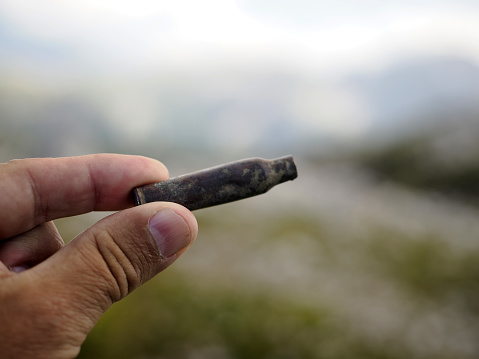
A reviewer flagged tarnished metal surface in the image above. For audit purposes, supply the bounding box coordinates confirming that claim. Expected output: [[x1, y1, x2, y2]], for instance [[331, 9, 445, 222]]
[[132, 156, 298, 210]]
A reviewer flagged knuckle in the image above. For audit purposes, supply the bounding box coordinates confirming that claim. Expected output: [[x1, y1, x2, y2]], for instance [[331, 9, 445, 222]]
[[89, 225, 159, 302]]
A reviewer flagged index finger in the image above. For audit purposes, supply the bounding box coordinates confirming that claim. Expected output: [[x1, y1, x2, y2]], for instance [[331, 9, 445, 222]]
[[0, 154, 169, 239]]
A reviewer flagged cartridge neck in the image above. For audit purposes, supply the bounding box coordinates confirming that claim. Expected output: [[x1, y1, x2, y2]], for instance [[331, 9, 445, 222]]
[[267, 155, 298, 184]]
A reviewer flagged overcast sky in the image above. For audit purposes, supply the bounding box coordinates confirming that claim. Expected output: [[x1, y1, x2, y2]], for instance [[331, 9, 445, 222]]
[[2, 0, 479, 76], [2, 1, 479, 144]]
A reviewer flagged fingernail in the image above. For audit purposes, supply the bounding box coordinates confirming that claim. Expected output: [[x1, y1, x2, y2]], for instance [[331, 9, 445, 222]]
[[148, 208, 192, 259]]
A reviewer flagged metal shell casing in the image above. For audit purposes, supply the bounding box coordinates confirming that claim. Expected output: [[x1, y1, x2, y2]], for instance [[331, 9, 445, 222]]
[[132, 156, 297, 210]]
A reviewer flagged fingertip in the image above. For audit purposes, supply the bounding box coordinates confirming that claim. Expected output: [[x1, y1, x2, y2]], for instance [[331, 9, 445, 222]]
[[144, 202, 198, 254], [163, 203, 199, 243], [84, 154, 170, 211], [133, 155, 170, 181]]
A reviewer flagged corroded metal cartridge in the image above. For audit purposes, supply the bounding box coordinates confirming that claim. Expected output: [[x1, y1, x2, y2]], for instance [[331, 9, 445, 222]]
[[132, 156, 297, 210]]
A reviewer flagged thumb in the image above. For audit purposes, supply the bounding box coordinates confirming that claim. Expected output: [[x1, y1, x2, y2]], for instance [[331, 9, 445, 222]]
[[29, 202, 197, 342]]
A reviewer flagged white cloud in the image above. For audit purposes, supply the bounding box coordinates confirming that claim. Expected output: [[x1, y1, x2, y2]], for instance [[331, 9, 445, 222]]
[[2, 0, 479, 73], [2, 0, 479, 139]]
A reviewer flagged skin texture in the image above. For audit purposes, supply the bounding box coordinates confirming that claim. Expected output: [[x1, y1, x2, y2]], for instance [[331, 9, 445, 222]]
[[0, 154, 198, 358]]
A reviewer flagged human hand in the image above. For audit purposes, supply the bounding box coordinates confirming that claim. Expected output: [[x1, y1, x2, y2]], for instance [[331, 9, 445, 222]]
[[0, 154, 198, 358]]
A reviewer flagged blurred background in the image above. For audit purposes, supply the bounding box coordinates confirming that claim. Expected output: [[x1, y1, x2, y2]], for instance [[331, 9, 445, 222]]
[[2, 0, 479, 358]]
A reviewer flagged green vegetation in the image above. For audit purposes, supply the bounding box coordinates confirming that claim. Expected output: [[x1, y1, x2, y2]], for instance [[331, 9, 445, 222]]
[[78, 261, 405, 359], [360, 131, 479, 203], [364, 229, 479, 314], [71, 208, 479, 359], [80, 272, 329, 359]]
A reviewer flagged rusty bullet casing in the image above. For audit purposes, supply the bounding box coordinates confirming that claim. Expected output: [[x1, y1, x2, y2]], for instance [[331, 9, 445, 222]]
[[132, 156, 298, 210]]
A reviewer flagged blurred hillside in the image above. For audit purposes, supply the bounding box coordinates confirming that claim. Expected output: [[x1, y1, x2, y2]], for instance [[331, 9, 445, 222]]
[[357, 121, 479, 205]]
